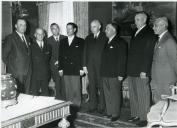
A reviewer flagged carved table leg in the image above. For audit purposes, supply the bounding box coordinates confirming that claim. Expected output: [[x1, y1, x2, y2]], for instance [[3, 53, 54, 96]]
[[58, 117, 70, 128]]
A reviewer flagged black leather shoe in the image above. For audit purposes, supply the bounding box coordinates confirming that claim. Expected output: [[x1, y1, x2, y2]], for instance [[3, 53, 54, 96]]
[[136, 120, 147, 127], [128, 116, 139, 122], [111, 116, 119, 122]]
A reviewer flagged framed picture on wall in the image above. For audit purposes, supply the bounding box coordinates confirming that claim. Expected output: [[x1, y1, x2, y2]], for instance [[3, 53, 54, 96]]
[[112, 2, 177, 37]]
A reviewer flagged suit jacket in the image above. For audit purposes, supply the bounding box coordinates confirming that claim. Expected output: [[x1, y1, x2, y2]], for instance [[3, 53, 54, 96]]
[[47, 35, 67, 72], [83, 32, 108, 67], [59, 36, 84, 75], [100, 35, 128, 77], [31, 40, 52, 80], [100, 36, 128, 77], [127, 25, 157, 77], [2, 31, 31, 78], [151, 31, 177, 85]]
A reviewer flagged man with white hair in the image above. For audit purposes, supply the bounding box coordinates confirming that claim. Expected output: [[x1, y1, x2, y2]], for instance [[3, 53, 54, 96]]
[[83, 19, 107, 113], [30, 28, 52, 96], [127, 12, 157, 126], [151, 17, 177, 103]]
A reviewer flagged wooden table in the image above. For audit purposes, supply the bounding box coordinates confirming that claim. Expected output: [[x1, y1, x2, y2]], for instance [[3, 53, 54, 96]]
[[1, 94, 72, 128]]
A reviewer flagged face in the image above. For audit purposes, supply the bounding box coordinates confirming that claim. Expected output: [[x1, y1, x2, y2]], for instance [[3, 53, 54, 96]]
[[66, 25, 75, 36], [35, 29, 45, 41], [90, 22, 101, 35], [135, 14, 146, 29], [51, 25, 60, 36], [153, 21, 165, 35], [105, 24, 116, 38], [15, 19, 26, 34]]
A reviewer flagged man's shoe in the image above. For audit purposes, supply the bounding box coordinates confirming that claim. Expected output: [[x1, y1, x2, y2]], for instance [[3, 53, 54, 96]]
[[111, 116, 119, 122], [103, 114, 112, 118], [136, 120, 147, 127], [128, 116, 139, 122]]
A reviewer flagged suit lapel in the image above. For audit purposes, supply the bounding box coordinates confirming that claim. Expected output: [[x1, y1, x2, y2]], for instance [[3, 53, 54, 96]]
[[14, 32, 29, 54]]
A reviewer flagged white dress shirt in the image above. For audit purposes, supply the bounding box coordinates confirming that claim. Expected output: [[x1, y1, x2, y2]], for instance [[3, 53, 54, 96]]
[[68, 35, 75, 46], [134, 25, 146, 37], [16, 31, 28, 46], [94, 31, 100, 38], [108, 34, 116, 44], [53, 35, 60, 42], [36, 40, 44, 49], [159, 30, 168, 41]]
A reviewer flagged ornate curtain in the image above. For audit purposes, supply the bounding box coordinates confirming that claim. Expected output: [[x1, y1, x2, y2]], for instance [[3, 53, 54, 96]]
[[37, 2, 50, 33], [73, 2, 89, 39]]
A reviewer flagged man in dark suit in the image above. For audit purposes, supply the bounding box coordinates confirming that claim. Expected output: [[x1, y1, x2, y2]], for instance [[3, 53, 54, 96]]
[[127, 12, 157, 126], [47, 23, 67, 99], [30, 28, 52, 96], [58, 22, 84, 107], [2, 18, 32, 94], [151, 17, 177, 103], [83, 20, 108, 113], [101, 23, 128, 122]]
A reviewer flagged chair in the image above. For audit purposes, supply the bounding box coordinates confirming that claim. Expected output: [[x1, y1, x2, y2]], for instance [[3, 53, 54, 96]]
[[147, 84, 177, 128]]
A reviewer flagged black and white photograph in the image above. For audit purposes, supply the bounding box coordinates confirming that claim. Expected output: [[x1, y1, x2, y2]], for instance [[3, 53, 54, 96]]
[[1, 0, 177, 128]]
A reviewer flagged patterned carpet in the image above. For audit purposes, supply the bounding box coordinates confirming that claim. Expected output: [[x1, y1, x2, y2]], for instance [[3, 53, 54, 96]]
[[75, 112, 136, 128]]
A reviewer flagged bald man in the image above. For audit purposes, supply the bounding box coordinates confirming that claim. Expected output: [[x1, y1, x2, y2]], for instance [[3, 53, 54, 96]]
[[151, 17, 177, 103], [2, 18, 32, 94], [30, 28, 52, 96], [83, 20, 108, 113], [127, 12, 157, 126]]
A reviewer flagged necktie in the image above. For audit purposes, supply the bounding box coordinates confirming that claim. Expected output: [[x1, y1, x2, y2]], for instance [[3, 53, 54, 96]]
[[22, 35, 28, 47], [56, 37, 59, 42], [94, 36, 97, 42]]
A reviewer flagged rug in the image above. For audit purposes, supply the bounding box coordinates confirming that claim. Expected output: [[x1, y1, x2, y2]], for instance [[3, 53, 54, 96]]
[[75, 112, 136, 128]]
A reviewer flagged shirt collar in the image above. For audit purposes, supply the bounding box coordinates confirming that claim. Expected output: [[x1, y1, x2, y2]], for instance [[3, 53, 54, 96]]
[[94, 31, 100, 38], [108, 34, 116, 43], [159, 30, 168, 40], [16, 31, 24, 38], [53, 35, 60, 40], [36, 40, 44, 47], [137, 24, 146, 32]]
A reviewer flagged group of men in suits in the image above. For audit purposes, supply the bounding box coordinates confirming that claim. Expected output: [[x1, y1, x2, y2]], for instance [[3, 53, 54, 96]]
[[2, 11, 177, 127]]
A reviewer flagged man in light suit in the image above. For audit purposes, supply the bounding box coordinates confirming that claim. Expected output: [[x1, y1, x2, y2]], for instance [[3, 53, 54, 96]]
[[151, 17, 177, 103], [2, 18, 32, 94], [127, 12, 157, 126], [47, 23, 67, 99]]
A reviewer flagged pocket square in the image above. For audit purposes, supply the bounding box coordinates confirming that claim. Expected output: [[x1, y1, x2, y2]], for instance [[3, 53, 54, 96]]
[[75, 46, 79, 48], [158, 46, 162, 49], [110, 46, 114, 49]]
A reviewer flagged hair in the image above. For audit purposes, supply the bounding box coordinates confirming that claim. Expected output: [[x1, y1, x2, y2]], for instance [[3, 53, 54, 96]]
[[108, 22, 120, 34], [135, 11, 148, 22], [50, 23, 59, 29], [15, 18, 26, 24], [34, 28, 45, 36], [91, 19, 103, 31], [67, 22, 78, 34], [155, 17, 169, 29]]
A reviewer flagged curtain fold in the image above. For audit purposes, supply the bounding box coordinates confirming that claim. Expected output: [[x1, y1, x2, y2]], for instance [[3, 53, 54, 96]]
[[38, 2, 50, 34], [73, 2, 89, 39]]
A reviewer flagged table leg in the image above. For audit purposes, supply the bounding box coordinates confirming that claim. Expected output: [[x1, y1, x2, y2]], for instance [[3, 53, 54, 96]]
[[58, 117, 70, 128]]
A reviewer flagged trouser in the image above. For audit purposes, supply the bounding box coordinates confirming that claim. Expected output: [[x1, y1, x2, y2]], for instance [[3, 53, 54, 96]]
[[150, 82, 172, 103], [63, 75, 81, 107], [53, 70, 65, 100], [15, 69, 31, 94], [30, 79, 50, 96], [102, 77, 121, 117], [128, 76, 151, 120], [87, 63, 105, 111]]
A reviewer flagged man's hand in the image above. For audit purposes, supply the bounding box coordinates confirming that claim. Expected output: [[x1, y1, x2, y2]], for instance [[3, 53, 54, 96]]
[[83, 67, 88, 74], [80, 70, 85, 76], [140, 72, 146, 79], [118, 76, 123, 81], [54, 61, 58, 66], [59, 70, 63, 76]]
